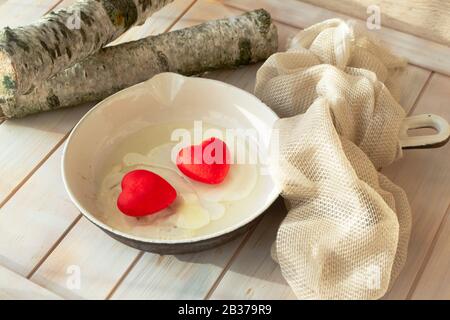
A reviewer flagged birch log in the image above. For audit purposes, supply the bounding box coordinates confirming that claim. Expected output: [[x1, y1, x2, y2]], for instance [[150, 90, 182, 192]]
[[0, 9, 278, 119], [0, 0, 174, 96]]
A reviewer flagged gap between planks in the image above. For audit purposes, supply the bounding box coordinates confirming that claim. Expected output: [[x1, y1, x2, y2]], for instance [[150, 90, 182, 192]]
[[29, 4, 437, 299], [0, 0, 197, 211], [0, 132, 69, 210], [46, 0, 65, 13], [164, 0, 197, 33], [1, 0, 442, 299], [0, 264, 63, 299], [390, 71, 444, 299], [0, 0, 198, 297], [106, 222, 258, 300], [222, 0, 435, 76], [108, 4, 265, 299], [385, 72, 433, 189], [26, 214, 82, 279], [13, 0, 199, 289], [0, 0, 195, 129], [222, 0, 450, 76], [204, 223, 259, 299], [405, 72, 434, 117], [405, 164, 450, 299], [105, 251, 145, 299], [406, 207, 450, 299], [24, 2, 267, 299], [213, 2, 443, 300]]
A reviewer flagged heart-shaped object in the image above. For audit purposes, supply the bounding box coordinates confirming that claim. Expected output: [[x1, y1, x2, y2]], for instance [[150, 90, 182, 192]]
[[177, 137, 231, 184], [117, 170, 177, 217]]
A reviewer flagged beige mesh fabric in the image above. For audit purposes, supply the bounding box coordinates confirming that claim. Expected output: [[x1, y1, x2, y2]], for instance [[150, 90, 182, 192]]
[[256, 19, 412, 299]]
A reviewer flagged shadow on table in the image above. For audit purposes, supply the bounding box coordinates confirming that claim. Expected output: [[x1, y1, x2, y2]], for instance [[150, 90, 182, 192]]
[[174, 197, 291, 296]]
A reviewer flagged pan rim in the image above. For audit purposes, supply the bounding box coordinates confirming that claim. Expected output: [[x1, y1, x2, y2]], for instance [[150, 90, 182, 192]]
[[62, 73, 281, 245]]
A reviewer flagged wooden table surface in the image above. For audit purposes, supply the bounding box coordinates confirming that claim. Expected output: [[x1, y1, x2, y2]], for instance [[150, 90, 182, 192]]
[[1, 0, 450, 300]]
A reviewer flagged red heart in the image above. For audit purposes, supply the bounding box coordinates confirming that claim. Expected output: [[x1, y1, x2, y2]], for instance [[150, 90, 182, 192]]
[[176, 137, 231, 184], [117, 170, 177, 217]]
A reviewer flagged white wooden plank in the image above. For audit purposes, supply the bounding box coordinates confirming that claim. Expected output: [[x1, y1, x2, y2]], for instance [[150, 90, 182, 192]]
[[111, 2, 300, 300], [209, 72, 435, 299], [52, 0, 76, 9], [0, 1, 197, 208], [214, 0, 429, 114], [23, 0, 258, 300], [110, 0, 196, 45], [0, 0, 196, 286], [202, 22, 294, 296], [0, 0, 61, 28], [0, 264, 62, 300], [396, 66, 431, 114], [222, 0, 450, 76], [209, 199, 296, 300], [203, 19, 301, 91], [382, 73, 450, 299], [1, 0, 441, 300], [204, 0, 433, 299], [113, 0, 433, 300], [208, 62, 432, 298], [111, 237, 244, 300], [0, 145, 80, 276], [53, 0, 197, 46], [0, 105, 91, 206], [299, 0, 450, 47], [411, 210, 450, 300], [31, 218, 140, 299]]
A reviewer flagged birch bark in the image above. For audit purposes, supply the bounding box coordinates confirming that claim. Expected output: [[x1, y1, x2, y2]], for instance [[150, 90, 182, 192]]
[[0, 9, 278, 119], [0, 0, 174, 96]]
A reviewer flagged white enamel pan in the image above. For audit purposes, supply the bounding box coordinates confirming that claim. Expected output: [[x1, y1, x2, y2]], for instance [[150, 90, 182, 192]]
[[62, 73, 450, 254]]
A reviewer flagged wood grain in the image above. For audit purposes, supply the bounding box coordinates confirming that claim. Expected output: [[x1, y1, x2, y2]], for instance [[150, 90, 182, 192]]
[[23, 0, 263, 300], [411, 208, 450, 299], [0, 0, 62, 28], [209, 198, 297, 300], [110, 237, 244, 299], [206, 0, 435, 300], [0, 146, 80, 276], [0, 264, 62, 299], [52, 0, 197, 46], [0, 0, 196, 206], [221, 0, 450, 76], [110, 0, 196, 45], [0, 0, 449, 300], [0, 0, 198, 296], [30, 218, 140, 299], [382, 73, 450, 299], [0, 105, 91, 206], [395, 66, 431, 114], [110, 1, 287, 299], [300, 0, 450, 47]]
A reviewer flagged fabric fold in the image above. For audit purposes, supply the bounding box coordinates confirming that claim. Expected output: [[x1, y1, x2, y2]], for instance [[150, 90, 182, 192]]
[[257, 19, 412, 300]]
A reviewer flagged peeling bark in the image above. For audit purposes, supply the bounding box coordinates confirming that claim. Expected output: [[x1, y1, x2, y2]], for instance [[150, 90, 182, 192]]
[[0, 0, 174, 96], [0, 9, 278, 119]]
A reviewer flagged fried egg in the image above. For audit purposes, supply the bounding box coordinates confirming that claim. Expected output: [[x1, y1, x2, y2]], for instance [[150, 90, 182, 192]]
[[100, 136, 258, 231]]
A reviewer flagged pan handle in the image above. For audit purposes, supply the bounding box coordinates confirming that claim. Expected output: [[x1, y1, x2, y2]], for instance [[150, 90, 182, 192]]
[[400, 114, 450, 149]]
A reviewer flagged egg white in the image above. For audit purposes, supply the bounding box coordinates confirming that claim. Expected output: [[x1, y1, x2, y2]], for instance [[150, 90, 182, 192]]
[[100, 136, 257, 230]]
